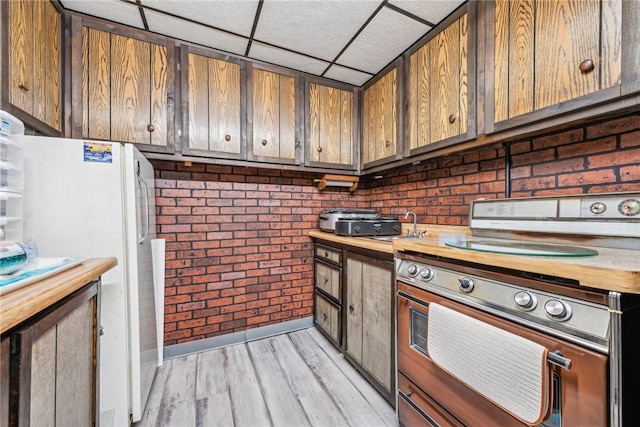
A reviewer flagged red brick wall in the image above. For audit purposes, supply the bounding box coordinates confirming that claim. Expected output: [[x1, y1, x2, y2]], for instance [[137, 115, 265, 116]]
[[151, 163, 368, 345], [363, 113, 640, 225], [154, 113, 639, 346]]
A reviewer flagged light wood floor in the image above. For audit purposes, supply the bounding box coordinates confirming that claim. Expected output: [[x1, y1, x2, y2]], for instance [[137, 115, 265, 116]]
[[135, 327, 398, 427]]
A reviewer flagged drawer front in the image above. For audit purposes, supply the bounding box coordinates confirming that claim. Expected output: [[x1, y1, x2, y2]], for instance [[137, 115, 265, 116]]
[[314, 292, 341, 346], [315, 244, 341, 264], [398, 373, 463, 427], [315, 261, 341, 301]]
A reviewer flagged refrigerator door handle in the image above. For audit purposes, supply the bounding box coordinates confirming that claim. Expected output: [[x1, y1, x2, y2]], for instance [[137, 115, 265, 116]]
[[137, 174, 150, 245]]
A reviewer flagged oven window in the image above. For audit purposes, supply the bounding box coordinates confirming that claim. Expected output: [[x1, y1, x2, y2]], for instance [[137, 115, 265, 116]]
[[542, 372, 561, 427], [410, 306, 428, 356]]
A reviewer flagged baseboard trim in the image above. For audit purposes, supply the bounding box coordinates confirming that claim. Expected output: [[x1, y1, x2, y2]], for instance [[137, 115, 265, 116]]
[[163, 317, 314, 360]]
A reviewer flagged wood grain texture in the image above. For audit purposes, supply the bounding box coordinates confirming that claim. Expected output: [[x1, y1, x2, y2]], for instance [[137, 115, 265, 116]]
[[8, 0, 33, 115], [315, 293, 340, 343], [111, 34, 151, 143], [600, 0, 622, 88], [194, 349, 234, 427], [81, 26, 89, 138], [430, 18, 460, 142], [508, 0, 535, 119], [209, 58, 241, 154], [156, 356, 197, 426], [278, 74, 296, 160], [84, 28, 111, 140], [315, 261, 341, 300], [378, 69, 397, 160], [308, 83, 353, 165], [188, 53, 210, 151], [340, 90, 353, 165], [409, 44, 431, 149], [29, 327, 56, 426], [362, 84, 375, 164], [534, 0, 600, 110], [0, 258, 116, 334], [252, 69, 280, 158], [55, 299, 95, 426], [308, 83, 321, 162], [319, 85, 340, 163], [360, 260, 392, 391], [458, 13, 468, 135], [346, 257, 363, 364], [621, 0, 640, 95], [33, 1, 60, 130], [150, 43, 168, 146], [493, 0, 510, 122]]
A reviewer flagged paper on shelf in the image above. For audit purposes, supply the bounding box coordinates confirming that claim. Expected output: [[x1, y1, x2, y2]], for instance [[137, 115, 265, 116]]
[[0, 257, 84, 296]]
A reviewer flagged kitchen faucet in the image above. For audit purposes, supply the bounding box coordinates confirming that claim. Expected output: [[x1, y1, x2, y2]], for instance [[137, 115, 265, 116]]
[[404, 210, 424, 238]]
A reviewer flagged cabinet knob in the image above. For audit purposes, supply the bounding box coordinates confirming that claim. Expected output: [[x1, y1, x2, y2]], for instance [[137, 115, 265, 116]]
[[147, 124, 155, 132], [18, 82, 29, 91], [579, 59, 595, 73], [349, 304, 355, 312], [316, 146, 323, 153], [323, 313, 328, 320], [448, 114, 456, 123], [225, 134, 231, 141], [384, 140, 390, 147], [261, 139, 268, 146], [323, 276, 329, 283], [324, 251, 329, 257]]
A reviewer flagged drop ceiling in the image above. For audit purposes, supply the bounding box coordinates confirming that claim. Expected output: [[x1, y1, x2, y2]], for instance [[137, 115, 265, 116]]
[[58, 0, 466, 87]]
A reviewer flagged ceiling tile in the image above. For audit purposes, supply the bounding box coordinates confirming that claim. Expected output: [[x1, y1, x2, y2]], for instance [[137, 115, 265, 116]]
[[60, 0, 144, 29], [254, 0, 381, 61], [323, 65, 373, 87], [337, 6, 429, 75], [140, 0, 259, 37], [249, 42, 330, 76], [145, 10, 248, 55], [388, 0, 465, 25]]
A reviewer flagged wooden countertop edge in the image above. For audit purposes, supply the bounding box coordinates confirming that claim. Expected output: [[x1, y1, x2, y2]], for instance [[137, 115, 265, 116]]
[[309, 230, 395, 254], [0, 257, 117, 334]]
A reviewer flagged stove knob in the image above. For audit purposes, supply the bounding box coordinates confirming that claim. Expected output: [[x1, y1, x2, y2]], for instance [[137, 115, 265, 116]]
[[458, 277, 474, 293], [514, 291, 537, 311], [419, 267, 434, 280], [393, 224, 401, 232], [354, 225, 361, 233], [544, 300, 572, 321], [407, 264, 419, 276]]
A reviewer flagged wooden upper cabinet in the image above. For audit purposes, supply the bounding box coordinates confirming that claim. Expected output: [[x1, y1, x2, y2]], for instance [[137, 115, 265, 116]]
[[5, 0, 61, 133], [306, 80, 356, 170], [183, 48, 245, 159], [249, 66, 300, 164], [407, 8, 474, 154], [76, 21, 174, 152], [487, 0, 637, 132], [362, 66, 399, 166]]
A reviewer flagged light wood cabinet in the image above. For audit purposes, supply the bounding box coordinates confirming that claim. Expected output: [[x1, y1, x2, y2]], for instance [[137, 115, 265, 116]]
[[183, 48, 245, 159], [75, 19, 174, 152], [486, 0, 640, 132], [345, 252, 394, 403], [249, 66, 300, 164], [362, 66, 399, 166], [314, 292, 341, 345], [4, 0, 61, 133], [306, 79, 357, 170], [407, 9, 475, 153], [11, 282, 98, 426], [313, 243, 343, 347]]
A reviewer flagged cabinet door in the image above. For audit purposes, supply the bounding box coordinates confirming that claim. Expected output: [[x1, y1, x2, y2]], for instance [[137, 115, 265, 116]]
[[362, 67, 397, 165], [186, 51, 243, 158], [346, 255, 393, 392], [314, 292, 341, 346], [307, 81, 355, 169], [80, 25, 172, 151], [408, 11, 469, 152], [1, 338, 9, 427], [251, 68, 297, 162], [7, 0, 61, 132], [492, 0, 622, 126]]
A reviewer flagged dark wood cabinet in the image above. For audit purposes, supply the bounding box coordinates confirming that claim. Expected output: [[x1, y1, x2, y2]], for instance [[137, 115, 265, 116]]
[[248, 65, 301, 164], [182, 47, 246, 160], [2, 0, 62, 134], [1, 338, 8, 427], [406, 4, 476, 155], [485, 0, 640, 133], [305, 79, 358, 170], [72, 17, 175, 153], [362, 65, 400, 167]]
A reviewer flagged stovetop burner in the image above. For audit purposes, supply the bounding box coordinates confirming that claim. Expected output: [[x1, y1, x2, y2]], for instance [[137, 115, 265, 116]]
[[334, 217, 402, 236]]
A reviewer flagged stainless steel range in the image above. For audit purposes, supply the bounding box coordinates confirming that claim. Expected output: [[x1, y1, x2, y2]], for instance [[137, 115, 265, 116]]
[[334, 217, 402, 237], [395, 192, 640, 427]]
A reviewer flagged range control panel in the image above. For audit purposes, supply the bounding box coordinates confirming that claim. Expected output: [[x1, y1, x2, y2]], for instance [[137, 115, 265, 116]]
[[469, 192, 640, 237]]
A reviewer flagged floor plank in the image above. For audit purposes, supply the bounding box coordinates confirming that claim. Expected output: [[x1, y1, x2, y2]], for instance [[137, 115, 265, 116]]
[[135, 327, 399, 427]]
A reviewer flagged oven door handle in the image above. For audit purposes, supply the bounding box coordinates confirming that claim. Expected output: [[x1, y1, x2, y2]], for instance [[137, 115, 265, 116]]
[[547, 350, 571, 370]]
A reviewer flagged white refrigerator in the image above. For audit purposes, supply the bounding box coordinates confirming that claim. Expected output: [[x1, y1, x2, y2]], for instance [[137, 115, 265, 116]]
[[17, 135, 160, 426]]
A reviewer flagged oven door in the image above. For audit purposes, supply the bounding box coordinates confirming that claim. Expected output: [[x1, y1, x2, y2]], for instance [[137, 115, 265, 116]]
[[397, 281, 609, 427]]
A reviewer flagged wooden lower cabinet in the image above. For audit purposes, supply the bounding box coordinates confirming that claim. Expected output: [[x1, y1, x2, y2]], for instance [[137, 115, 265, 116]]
[[1, 338, 8, 427], [314, 292, 341, 346], [345, 252, 394, 405], [5, 281, 99, 426]]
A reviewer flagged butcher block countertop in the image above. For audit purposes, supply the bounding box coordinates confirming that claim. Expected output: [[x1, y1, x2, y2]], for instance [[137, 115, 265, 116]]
[[0, 257, 117, 334], [310, 225, 640, 294]]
